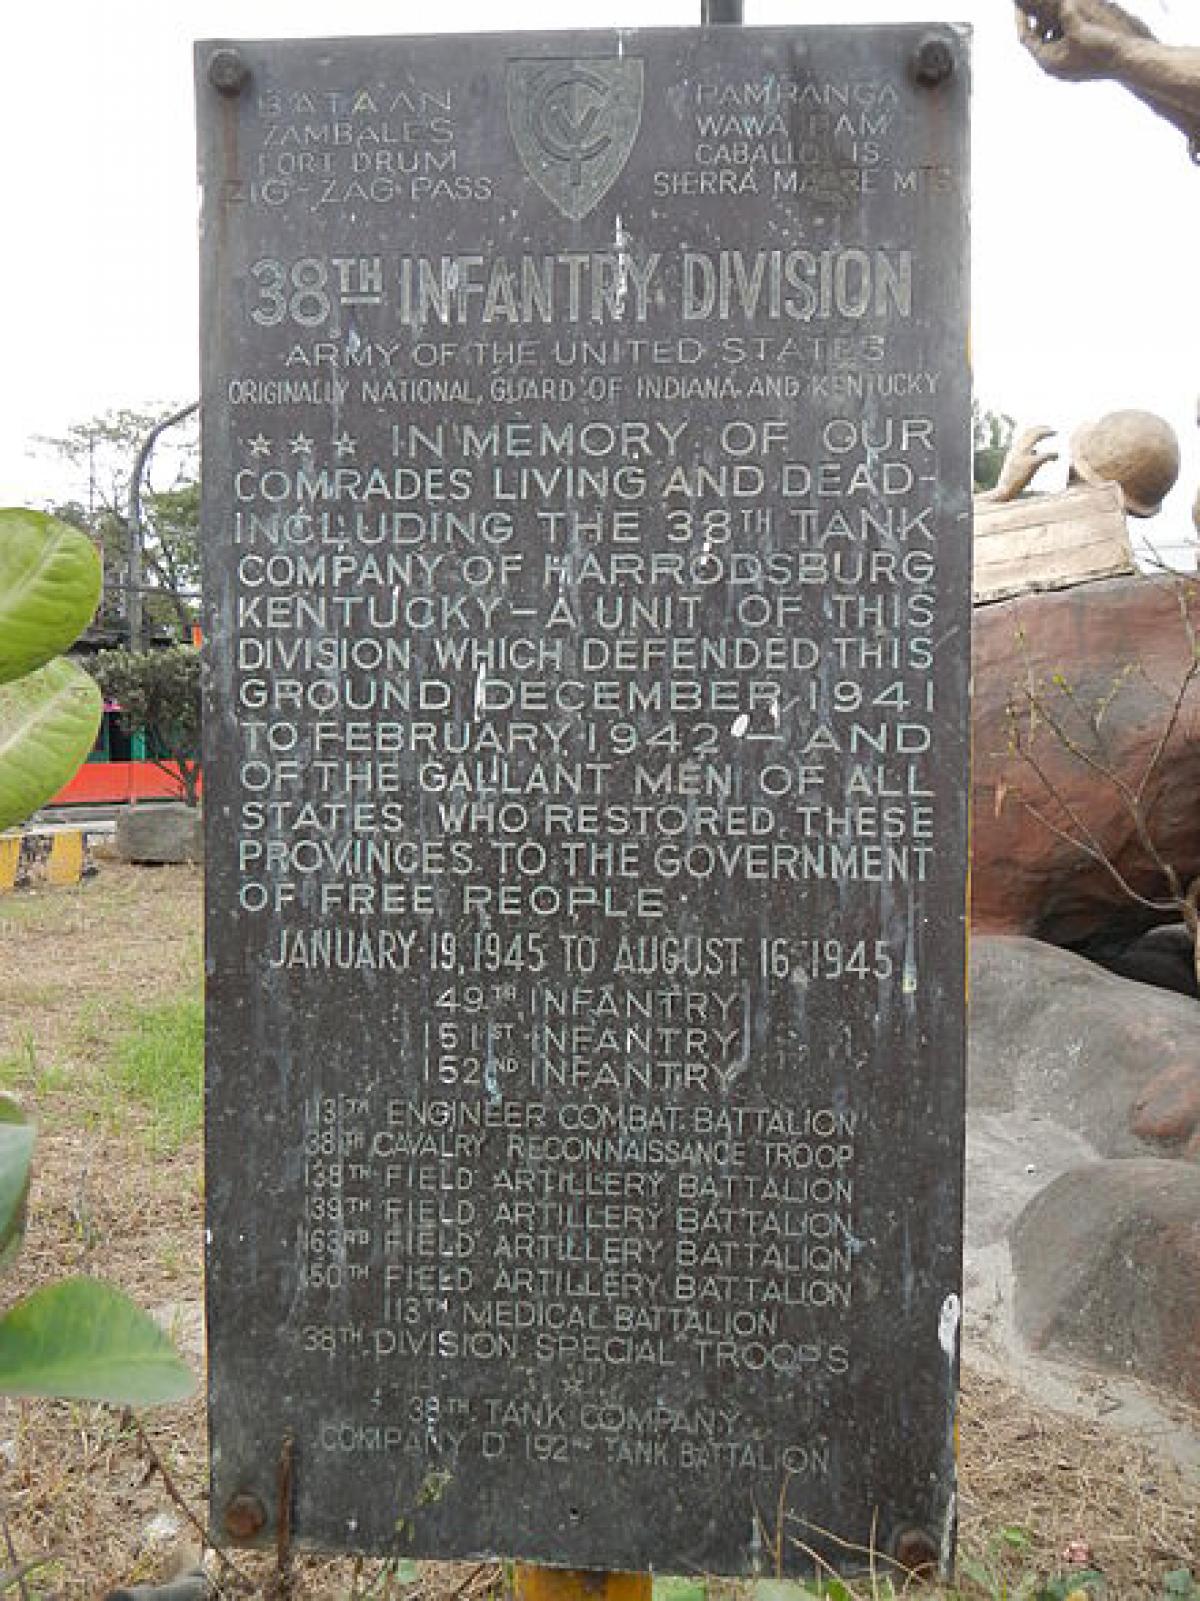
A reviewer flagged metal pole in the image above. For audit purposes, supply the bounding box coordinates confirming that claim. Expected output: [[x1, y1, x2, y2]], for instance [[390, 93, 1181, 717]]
[[517, 6, 740, 1592], [702, 0, 743, 22], [127, 399, 199, 652], [513, 1568, 651, 1601]]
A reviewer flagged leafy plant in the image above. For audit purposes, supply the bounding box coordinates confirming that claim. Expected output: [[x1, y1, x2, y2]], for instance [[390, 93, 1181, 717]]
[[349, 1556, 421, 1599], [0, 1274, 194, 1403], [973, 401, 1016, 493], [0, 508, 104, 831], [959, 1524, 1040, 1598], [0, 1092, 193, 1404], [654, 1582, 708, 1601], [89, 644, 202, 806], [785, 1581, 860, 1600], [1031, 1575, 1105, 1601], [0, 511, 193, 1407]]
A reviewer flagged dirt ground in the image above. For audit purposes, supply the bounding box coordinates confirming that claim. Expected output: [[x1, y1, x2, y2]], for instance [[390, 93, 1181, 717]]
[[0, 864, 1195, 1598]]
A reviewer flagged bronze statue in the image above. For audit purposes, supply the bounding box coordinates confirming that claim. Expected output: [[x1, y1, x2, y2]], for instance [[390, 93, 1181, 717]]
[[1016, 0, 1200, 161], [1016, 4, 1199, 533], [979, 410, 1181, 515]]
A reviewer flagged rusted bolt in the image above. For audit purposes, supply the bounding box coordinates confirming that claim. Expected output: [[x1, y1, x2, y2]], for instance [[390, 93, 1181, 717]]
[[894, 1526, 940, 1575], [208, 48, 250, 96], [223, 1491, 267, 1541], [912, 34, 955, 88]]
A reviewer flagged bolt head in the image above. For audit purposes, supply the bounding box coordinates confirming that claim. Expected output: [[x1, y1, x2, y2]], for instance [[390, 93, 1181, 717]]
[[208, 48, 250, 96], [894, 1527, 940, 1575], [912, 35, 955, 88], [223, 1491, 267, 1541]]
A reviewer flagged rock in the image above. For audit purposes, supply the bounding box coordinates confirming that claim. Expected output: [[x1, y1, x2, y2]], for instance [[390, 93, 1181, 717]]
[[140, 1513, 183, 1547], [1131, 1062, 1200, 1151], [965, 1110, 1098, 1254], [102, 1538, 209, 1601], [1073, 921, 1197, 998], [1010, 1160, 1200, 1403], [970, 935, 1200, 1156], [115, 803, 203, 866], [103, 1570, 210, 1601], [972, 573, 1200, 947], [962, 1109, 1099, 1353], [965, 940, 1200, 1415]]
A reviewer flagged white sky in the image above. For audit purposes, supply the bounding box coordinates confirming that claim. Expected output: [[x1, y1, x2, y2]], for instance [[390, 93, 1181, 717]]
[[3, 0, 1197, 546]]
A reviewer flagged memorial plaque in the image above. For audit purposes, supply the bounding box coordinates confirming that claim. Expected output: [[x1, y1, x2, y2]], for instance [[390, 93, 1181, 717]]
[[197, 25, 970, 1578]]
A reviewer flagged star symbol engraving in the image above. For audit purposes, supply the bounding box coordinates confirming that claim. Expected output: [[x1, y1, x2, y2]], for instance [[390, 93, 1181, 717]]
[[289, 432, 315, 456], [246, 434, 272, 458], [333, 431, 358, 459]]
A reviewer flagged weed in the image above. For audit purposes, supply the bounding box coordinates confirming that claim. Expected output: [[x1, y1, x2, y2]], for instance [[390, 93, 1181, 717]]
[[0, 1033, 72, 1097], [156, 1241, 184, 1278], [959, 1524, 1038, 1597], [1028, 1573, 1106, 1600], [349, 1556, 421, 1598], [0, 1033, 38, 1090], [740, 1557, 1194, 1599], [2, 979, 67, 1011]]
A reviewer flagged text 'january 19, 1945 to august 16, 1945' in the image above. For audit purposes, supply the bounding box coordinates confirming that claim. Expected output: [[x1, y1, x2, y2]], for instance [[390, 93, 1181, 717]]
[[197, 23, 970, 1579]]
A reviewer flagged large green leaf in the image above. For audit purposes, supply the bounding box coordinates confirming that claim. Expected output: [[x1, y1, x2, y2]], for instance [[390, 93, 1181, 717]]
[[0, 1114, 34, 1267], [0, 510, 103, 684], [0, 657, 103, 830], [0, 1277, 195, 1404]]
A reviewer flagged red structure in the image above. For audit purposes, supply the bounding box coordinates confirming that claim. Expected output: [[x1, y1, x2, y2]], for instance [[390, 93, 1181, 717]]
[[49, 704, 189, 807]]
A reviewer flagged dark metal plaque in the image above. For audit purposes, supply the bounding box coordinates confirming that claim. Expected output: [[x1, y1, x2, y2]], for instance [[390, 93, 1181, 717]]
[[197, 25, 969, 1577]]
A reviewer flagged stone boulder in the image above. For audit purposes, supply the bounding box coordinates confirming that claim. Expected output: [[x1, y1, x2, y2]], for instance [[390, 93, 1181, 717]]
[[114, 803, 203, 866], [1076, 921, 1197, 998], [966, 938, 1200, 1410], [971, 573, 1200, 947], [970, 935, 1200, 1157], [1010, 1160, 1200, 1404], [1131, 1064, 1200, 1160]]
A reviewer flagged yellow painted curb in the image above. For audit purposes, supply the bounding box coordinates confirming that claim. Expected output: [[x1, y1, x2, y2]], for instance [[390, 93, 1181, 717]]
[[46, 830, 85, 886], [0, 836, 19, 894]]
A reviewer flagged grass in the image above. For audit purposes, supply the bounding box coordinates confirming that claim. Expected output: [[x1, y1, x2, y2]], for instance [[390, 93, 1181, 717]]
[[0, 1031, 74, 1097], [99, 994, 204, 1152], [746, 1522, 1111, 1601], [751, 1565, 1199, 1600], [0, 880, 94, 934], [2, 978, 69, 1010]]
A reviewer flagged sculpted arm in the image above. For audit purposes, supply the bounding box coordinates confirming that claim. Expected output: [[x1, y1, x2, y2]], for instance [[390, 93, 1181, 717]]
[[976, 426, 1058, 503], [1016, 0, 1200, 153]]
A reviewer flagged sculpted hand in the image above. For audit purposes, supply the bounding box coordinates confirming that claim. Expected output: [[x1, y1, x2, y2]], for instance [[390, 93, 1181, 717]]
[[1014, 0, 1148, 82], [978, 426, 1058, 503]]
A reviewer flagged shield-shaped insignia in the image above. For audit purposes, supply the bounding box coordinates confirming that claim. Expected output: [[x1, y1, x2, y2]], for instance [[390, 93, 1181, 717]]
[[508, 58, 644, 221]]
